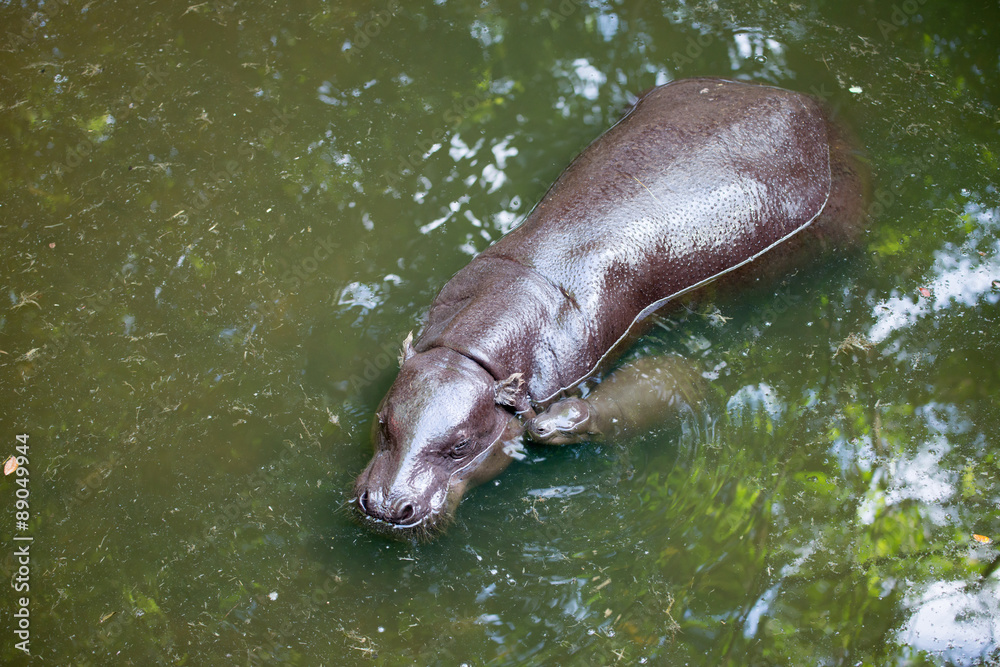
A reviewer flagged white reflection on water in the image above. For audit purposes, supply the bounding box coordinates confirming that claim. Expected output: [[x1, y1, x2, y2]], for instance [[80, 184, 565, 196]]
[[448, 133, 484, 163], [854, 397, 996, 661], [898, 578, 1000, 661], [870, 203, 1000, 345], [726, 382, 784, 423], [338, 281, 384, 312], [569, 59, 606, 101], [869, 246, 1000, 345], [527, 485, 587, 499], [481, 136, 518, 194], [856, 435, 955, 525], [744, 541, 819, 638], [730, 31, 785, 73]]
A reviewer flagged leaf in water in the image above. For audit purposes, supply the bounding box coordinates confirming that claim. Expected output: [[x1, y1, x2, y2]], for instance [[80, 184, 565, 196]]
[[3, 457, 17, 475], [973, 534, 993, 545], [918, 287, 931, 297]]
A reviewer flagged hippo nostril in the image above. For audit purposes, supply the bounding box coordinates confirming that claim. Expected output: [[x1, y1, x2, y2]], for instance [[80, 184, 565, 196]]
[[528, 421, 550, 437], [397, 503, 415, 523], [357, 490, 421, 526], [358, 490, 370, 512]]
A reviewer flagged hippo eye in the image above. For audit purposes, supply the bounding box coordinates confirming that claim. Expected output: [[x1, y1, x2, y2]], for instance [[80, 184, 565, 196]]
[[447, 439, 471, 460], [377, 418, 392, 444]]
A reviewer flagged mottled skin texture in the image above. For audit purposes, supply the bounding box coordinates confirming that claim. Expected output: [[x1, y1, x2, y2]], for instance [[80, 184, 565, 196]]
[[525, 355, 707, 445], [352, 77, 867, 541]]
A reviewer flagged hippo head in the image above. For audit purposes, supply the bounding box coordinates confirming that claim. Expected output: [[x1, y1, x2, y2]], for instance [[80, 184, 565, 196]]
[[524, 397, 597, 445], [352, 339, 528, 541]]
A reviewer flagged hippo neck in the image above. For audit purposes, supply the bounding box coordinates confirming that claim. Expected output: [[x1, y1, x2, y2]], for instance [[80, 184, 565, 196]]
[[414, 255, 596, 404]]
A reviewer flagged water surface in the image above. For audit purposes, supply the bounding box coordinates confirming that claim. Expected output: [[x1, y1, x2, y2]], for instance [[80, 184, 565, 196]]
[[1, 0, 998, 664]]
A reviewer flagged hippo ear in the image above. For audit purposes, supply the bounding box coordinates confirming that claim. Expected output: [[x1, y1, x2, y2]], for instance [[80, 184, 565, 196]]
[[398, 331, 416, 368], [494, 372, 527, 410]]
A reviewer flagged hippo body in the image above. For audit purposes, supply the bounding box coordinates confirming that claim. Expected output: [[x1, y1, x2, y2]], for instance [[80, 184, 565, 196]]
[[353, 77, 866, 540]]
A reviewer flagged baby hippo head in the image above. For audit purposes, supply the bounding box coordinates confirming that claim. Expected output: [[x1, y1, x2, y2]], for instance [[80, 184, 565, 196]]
[[352, 341, 528, 542], [524, 397, 596, 445]]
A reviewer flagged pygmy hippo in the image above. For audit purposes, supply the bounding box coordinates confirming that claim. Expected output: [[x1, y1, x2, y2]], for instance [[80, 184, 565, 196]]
[[352, 77, 867, 541]]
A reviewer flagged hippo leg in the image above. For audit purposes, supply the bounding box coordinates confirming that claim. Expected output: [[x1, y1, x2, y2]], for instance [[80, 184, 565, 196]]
[[525, 355, 707, 445]]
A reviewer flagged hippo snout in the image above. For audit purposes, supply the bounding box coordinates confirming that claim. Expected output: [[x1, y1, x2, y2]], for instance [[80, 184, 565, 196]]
[[351, 452, 453, 541], [525, 397, 593, 445], [355, 487, 422, 527]]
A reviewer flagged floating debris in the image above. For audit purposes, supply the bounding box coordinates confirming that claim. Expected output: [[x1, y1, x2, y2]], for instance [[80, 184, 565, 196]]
[[833, 333, 874, 358]]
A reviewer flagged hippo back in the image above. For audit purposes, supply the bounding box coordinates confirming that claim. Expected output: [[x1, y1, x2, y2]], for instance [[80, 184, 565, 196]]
[[417, 78, 833, 404]]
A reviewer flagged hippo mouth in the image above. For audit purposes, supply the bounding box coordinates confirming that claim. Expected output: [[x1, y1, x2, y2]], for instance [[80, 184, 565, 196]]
[[528, 418, 583, 438], [351, 417, 522, 542], [349, 447, 483, 542], [350, 495, 454, 543], [349, 479, 456, 543]]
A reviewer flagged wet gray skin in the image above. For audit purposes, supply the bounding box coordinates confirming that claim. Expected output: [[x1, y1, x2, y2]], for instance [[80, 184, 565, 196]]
[[352, 343, 528, 541], [525, 355, 707, 445], [352, 77, 868, 541]]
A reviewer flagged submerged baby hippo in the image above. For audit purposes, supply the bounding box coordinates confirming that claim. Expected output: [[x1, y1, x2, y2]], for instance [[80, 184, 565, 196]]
[[525, 355, 706, 445], [352, 77, 867, 541]]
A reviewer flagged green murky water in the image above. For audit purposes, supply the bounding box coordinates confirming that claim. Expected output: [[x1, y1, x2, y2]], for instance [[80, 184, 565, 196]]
[[1, 0, 998, 664]]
